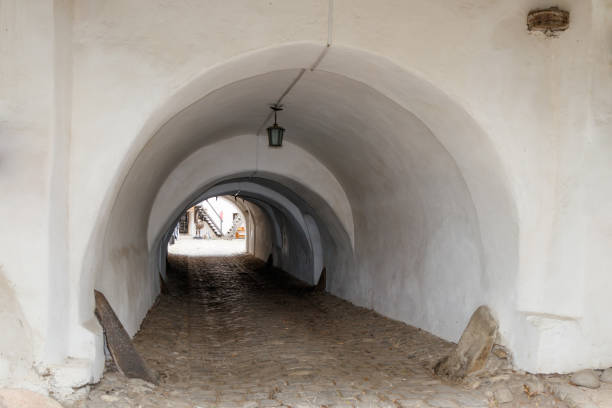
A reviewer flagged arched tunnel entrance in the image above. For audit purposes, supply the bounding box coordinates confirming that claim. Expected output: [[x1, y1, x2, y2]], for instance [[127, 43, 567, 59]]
[[77, 44, 527, 406]]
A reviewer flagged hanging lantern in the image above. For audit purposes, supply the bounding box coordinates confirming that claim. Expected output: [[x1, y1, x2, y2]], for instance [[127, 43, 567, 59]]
[[267, 105, 285, 147]]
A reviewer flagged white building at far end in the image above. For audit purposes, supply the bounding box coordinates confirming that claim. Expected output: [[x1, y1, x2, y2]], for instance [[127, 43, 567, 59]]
[[178, 196, 246, 239]]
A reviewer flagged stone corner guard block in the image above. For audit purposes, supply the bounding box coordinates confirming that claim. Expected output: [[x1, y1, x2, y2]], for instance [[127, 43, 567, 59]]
[[434, 305, 498, 380], [94, 290, 159, 385]]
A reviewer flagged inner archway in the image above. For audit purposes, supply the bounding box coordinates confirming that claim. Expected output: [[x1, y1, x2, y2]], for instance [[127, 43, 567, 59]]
[[159, 176, 348, 287]]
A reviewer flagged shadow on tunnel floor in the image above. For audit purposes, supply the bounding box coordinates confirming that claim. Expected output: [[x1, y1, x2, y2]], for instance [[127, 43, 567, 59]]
[[165, 253, 316, 299]]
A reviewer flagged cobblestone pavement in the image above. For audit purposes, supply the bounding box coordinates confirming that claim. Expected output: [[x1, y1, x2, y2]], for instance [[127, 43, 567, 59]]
[[75, 255, 568, 408]]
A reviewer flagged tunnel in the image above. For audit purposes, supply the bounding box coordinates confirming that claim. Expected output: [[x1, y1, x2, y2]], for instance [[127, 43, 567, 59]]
[[78, 43, 519, 377], [160, 176, 348, 288]]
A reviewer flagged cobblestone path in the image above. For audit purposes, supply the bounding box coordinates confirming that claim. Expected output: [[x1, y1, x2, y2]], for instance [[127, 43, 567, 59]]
[[77, 255, 567, 408]]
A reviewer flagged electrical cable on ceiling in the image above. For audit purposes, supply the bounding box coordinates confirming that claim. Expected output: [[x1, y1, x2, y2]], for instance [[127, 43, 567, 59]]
[[252, 0, 334, 178]]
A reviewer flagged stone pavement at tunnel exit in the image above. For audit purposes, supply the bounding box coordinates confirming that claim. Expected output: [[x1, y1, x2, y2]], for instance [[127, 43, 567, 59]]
[[75, 254, 570, 408]]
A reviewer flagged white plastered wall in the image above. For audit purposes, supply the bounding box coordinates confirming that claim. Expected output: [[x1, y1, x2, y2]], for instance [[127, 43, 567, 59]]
[[0, 2, 53, 389], [0, 0, 102, 395]]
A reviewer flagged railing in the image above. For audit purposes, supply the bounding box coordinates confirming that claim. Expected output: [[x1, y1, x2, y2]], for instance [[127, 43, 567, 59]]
[[225, 214, 243, 238], [202, 199, 223, 233]]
